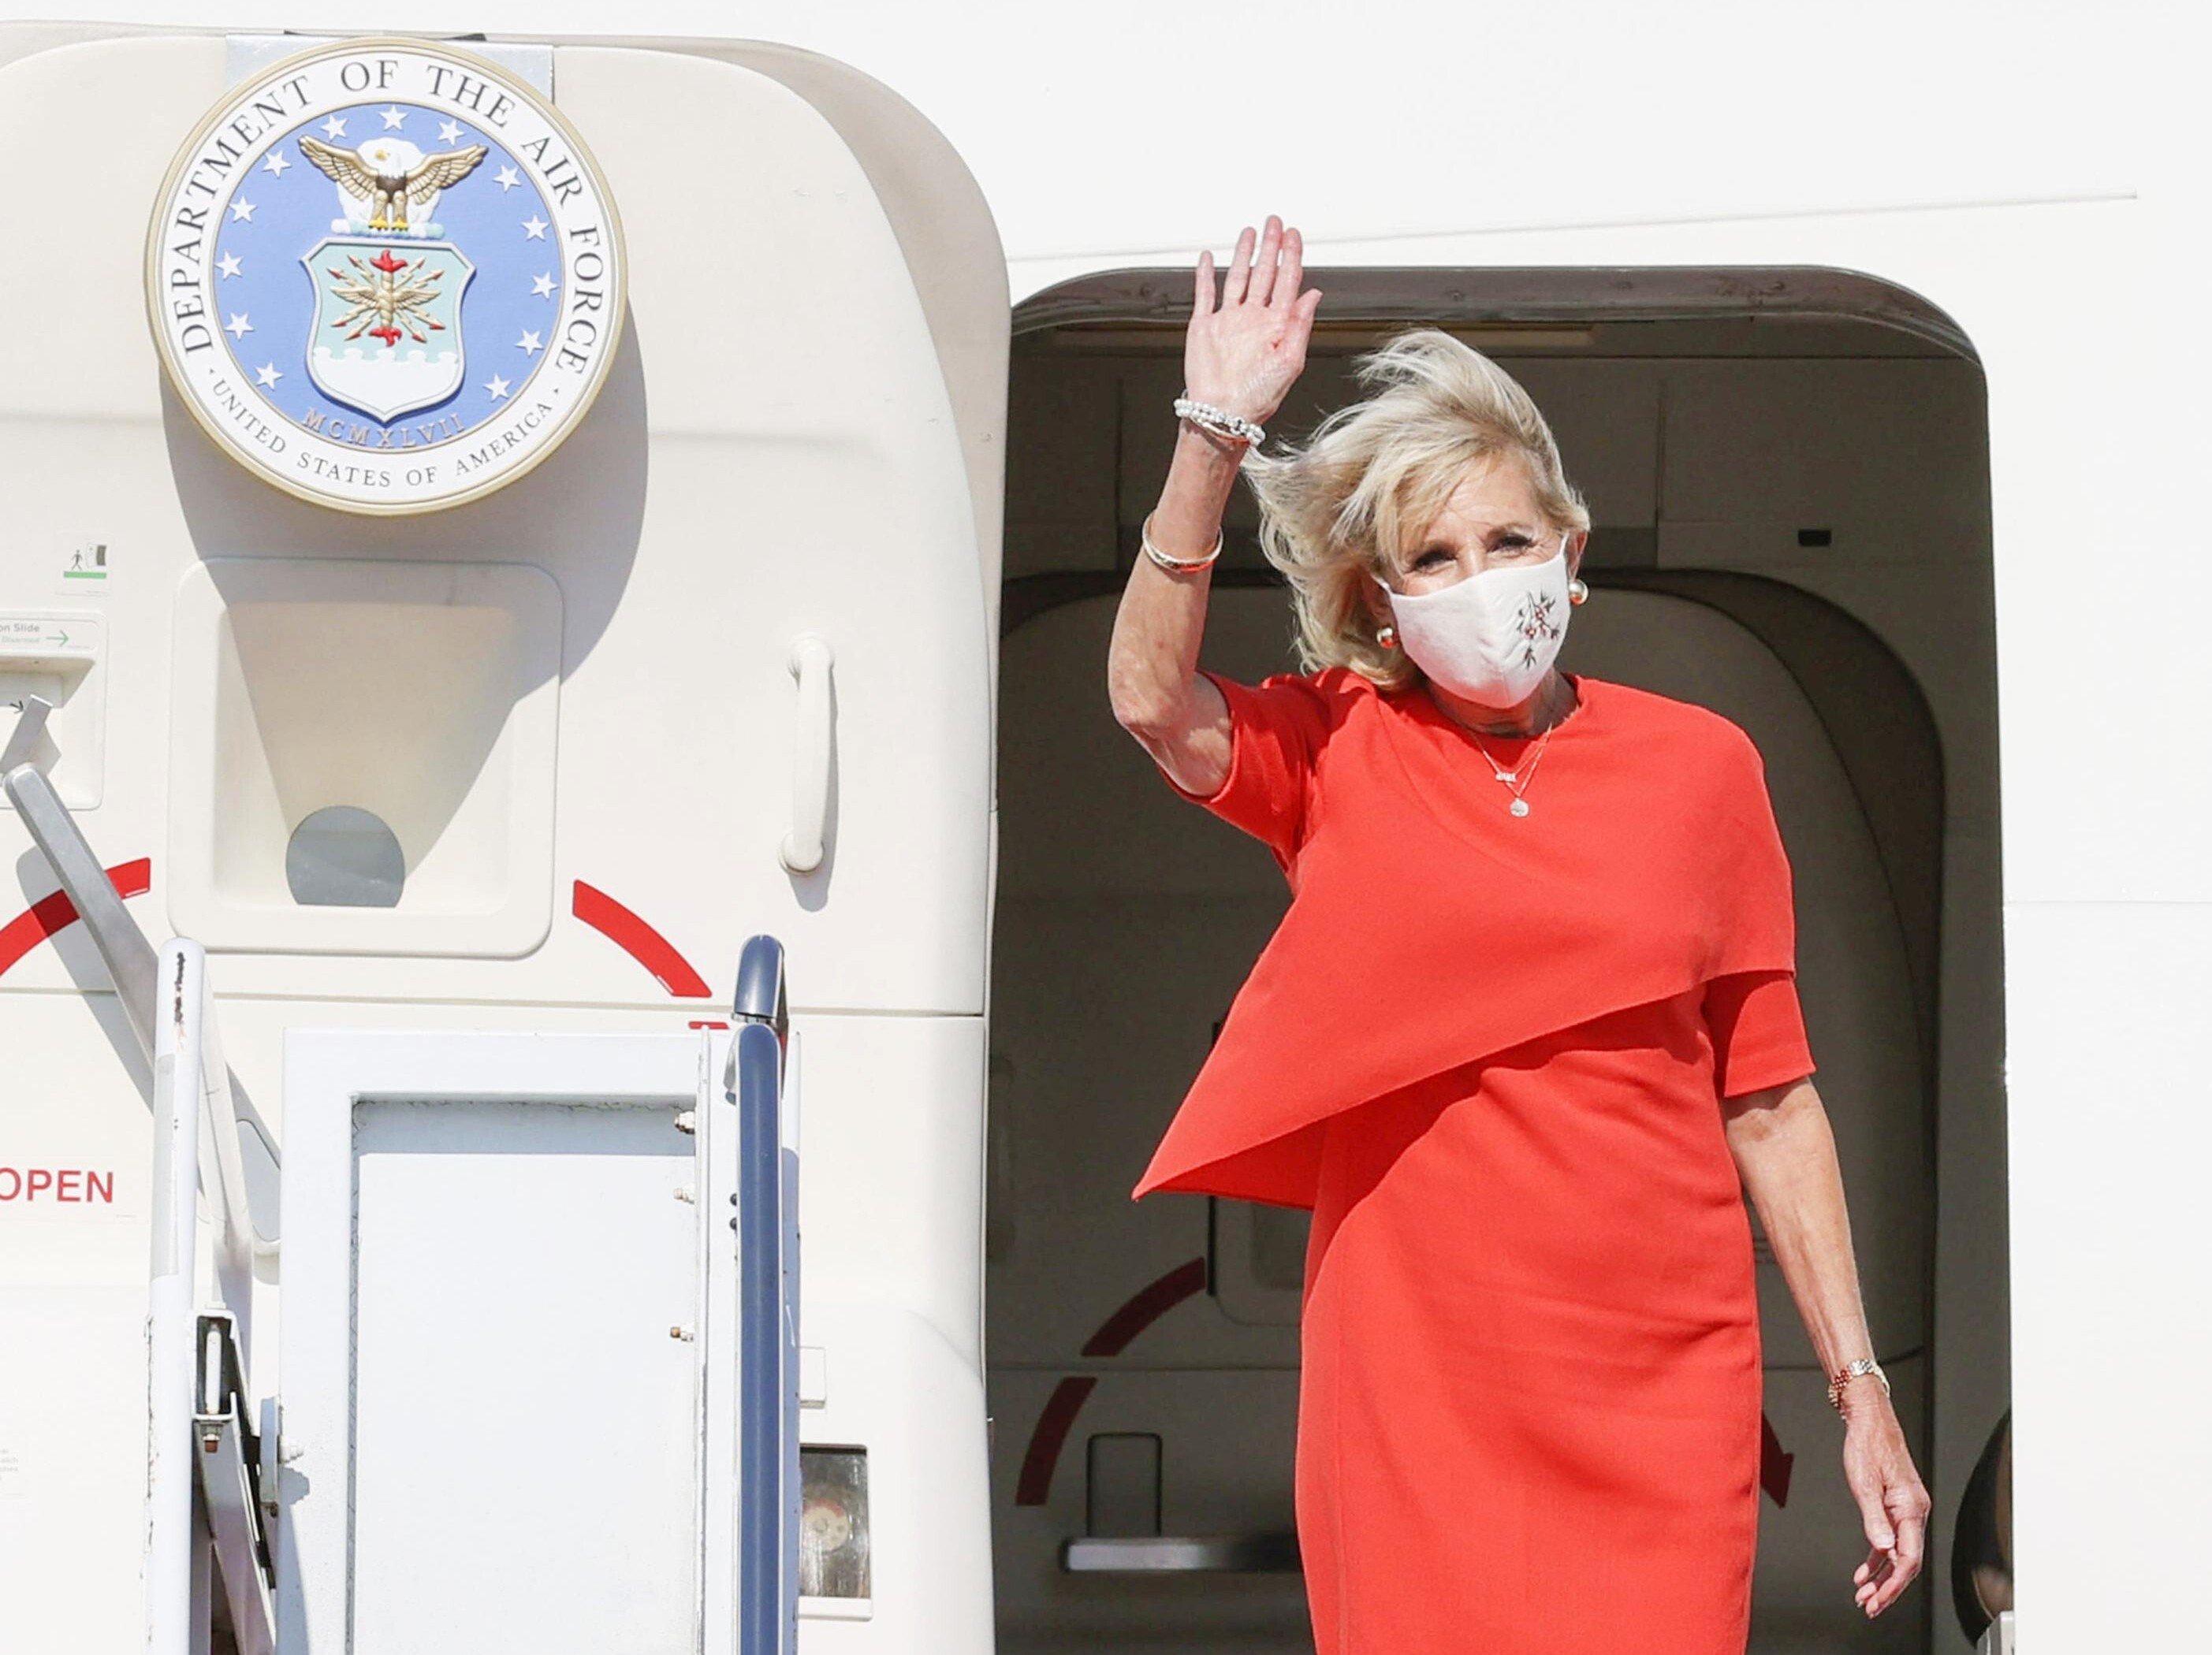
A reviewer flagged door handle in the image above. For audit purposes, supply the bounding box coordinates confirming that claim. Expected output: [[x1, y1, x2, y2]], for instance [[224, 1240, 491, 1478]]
[[780, 634, 834, 873], [1060, 1533, 1302, 1574]]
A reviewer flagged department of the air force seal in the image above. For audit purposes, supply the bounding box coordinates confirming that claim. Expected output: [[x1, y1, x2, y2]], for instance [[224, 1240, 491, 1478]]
[[146, 37, 626, 514]]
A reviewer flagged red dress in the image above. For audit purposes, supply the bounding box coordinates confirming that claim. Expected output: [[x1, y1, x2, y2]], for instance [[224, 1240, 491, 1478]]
[[1133, 666, 1816, 1655]]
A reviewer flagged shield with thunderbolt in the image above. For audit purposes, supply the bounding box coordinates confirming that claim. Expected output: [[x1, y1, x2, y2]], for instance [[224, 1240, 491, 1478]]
[[300, 236, 475, 422]]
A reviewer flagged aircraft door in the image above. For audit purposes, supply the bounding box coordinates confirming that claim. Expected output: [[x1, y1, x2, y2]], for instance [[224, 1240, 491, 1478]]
[[0, 27, 1008, 1016], [0, 27, 1007, 1653]]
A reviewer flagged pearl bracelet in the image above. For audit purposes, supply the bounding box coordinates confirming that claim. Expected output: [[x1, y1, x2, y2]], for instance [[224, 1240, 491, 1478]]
[[1141, 511, 1223, 573], [1173, 394, 1266, 448]]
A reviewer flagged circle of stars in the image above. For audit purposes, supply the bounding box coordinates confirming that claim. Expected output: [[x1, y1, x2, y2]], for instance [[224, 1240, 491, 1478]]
[[212, 102, 572, 430]]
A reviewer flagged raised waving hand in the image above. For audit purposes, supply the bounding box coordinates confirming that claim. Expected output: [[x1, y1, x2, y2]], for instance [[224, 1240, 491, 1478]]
[[1186, 216, 1324, 428]]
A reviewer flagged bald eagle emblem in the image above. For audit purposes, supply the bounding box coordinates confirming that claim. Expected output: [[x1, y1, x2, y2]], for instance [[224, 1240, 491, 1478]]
[[298, 134, 489, 232]]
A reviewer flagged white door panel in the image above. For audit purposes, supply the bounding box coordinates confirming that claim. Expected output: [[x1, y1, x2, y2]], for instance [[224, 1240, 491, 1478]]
[[0, 32, 1006, 1015]]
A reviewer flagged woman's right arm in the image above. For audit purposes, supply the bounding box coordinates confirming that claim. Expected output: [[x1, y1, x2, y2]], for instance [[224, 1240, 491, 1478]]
[[1107, 216, 1321, 797]]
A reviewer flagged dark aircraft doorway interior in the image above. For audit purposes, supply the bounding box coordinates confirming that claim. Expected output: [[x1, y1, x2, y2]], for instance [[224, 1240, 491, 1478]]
[[989, 266, 2010, 1653]]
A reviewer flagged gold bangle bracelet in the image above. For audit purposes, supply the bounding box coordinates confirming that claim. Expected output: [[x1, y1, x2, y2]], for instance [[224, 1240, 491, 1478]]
[[1141, 511, 1223, 573]]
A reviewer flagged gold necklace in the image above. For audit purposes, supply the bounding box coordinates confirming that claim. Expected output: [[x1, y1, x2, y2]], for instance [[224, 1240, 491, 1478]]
[[1454, 679, 1577, 818], [1465, 725, 1554, 817]]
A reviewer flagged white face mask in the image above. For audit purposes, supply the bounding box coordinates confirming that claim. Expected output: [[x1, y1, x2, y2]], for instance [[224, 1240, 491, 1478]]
[[1385, 533, 1572, 707]]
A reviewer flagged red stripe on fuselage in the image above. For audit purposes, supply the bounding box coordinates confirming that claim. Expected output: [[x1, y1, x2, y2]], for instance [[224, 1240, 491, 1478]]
[[0, 859, 154, 980], [571, 880, 714, 999]]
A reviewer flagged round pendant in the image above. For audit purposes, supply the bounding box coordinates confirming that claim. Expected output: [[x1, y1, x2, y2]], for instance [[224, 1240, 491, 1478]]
[[1510, 798, 1531, 817]]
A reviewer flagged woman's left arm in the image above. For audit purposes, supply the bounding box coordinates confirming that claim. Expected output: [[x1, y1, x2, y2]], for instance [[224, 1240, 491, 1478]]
[[1722, 1075, 1932, 1620]]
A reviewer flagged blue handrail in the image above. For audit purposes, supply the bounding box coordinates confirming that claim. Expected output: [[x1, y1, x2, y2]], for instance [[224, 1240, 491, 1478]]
[[730, 935, 798, 1655]]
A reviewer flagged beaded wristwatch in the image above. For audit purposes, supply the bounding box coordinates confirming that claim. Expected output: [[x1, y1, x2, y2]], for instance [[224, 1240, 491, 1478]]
[[1826, 1356, 1890, 1415]]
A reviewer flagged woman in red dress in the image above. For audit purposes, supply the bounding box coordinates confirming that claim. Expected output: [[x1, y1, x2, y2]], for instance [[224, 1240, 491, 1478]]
[[1106, 217, 1932, 1653]]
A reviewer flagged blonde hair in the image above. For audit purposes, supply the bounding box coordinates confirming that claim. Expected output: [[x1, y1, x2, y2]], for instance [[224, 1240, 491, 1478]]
[[1242, 328, 1591, 691]]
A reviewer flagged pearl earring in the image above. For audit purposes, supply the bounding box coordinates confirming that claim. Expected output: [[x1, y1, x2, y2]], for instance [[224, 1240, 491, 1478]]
[[1377, 624, 1398, 648], [1567, 578, 1588, 605]]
